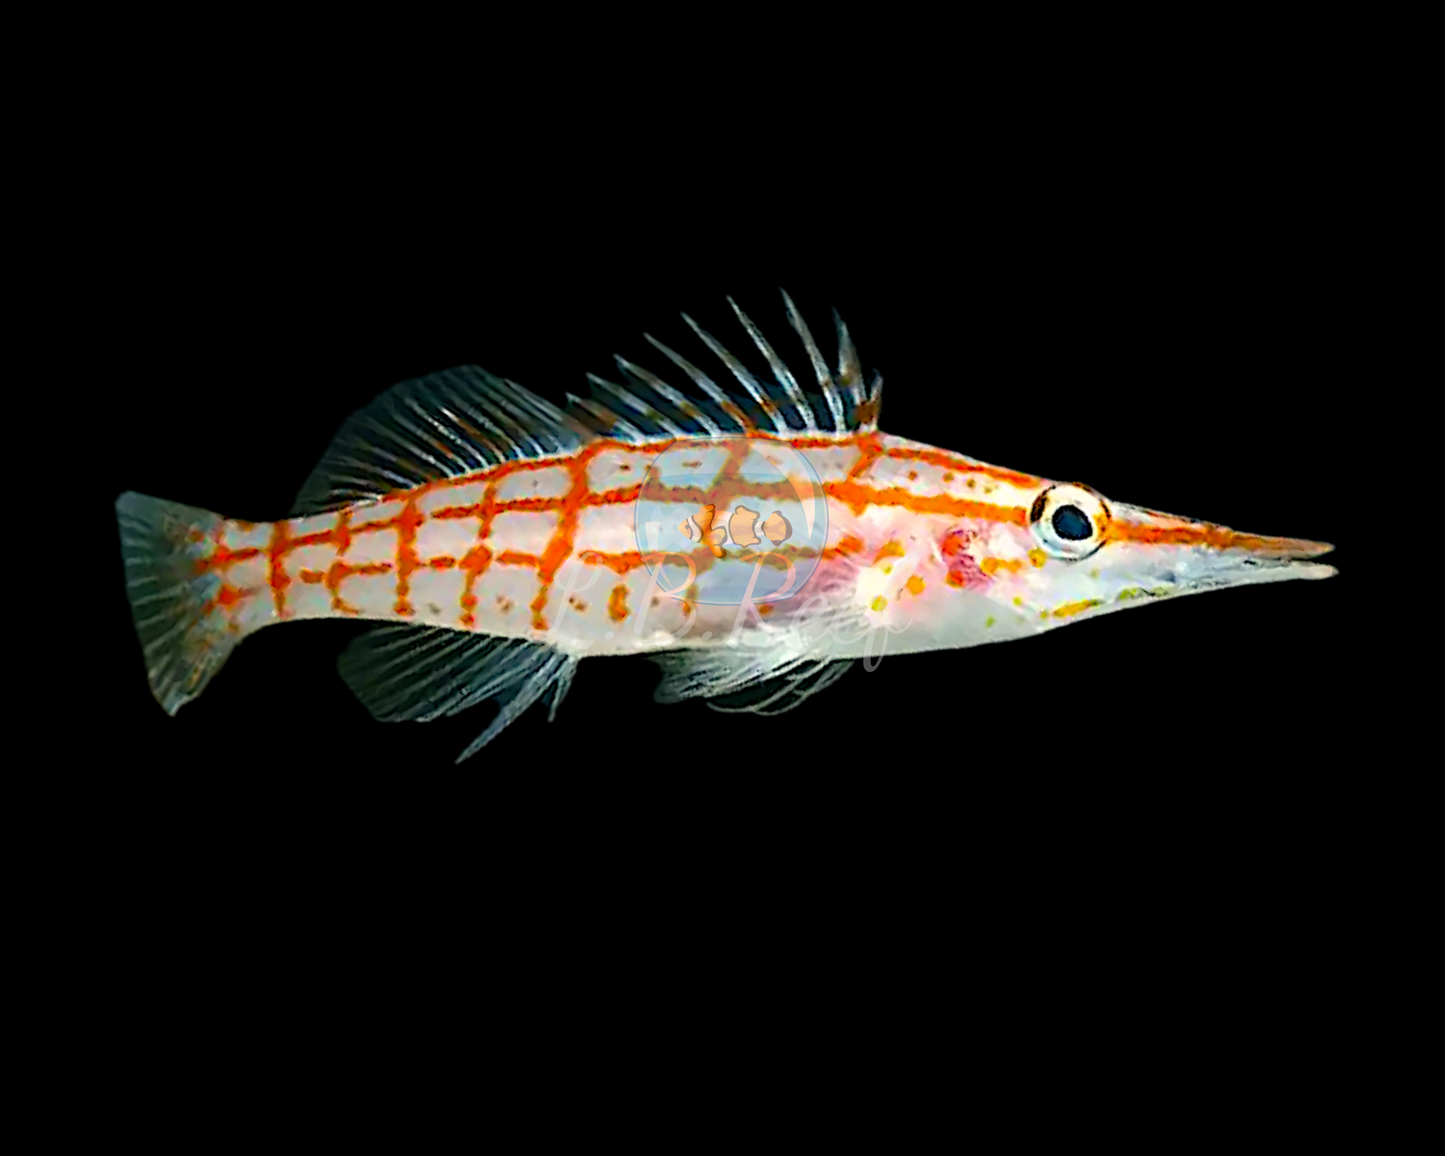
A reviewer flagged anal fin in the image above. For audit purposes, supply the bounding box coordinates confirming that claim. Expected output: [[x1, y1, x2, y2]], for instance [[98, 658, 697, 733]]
[[337, 626, 578, 763]]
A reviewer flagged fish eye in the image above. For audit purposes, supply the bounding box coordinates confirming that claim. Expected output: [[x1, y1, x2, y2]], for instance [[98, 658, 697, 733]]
[[1029, 483, 1111, 560], [1052, 505, 1092, 541]]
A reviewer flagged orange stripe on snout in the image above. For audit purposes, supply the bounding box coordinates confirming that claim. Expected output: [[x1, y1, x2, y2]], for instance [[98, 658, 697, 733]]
[[1105, 520, 1332, 557]]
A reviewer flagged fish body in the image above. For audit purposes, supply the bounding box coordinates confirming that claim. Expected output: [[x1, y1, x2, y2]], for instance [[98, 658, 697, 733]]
[[119, 294, 1335, 760]]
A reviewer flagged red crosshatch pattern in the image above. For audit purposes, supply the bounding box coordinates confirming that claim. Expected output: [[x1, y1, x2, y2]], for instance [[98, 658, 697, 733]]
[[180, 430, 1080, 635], [187, 426, 1322, 641], [186, 431, 1067, 637]]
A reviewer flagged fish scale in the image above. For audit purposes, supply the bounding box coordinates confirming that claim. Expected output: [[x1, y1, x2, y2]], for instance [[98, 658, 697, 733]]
[[118, 291, 1336, 762]]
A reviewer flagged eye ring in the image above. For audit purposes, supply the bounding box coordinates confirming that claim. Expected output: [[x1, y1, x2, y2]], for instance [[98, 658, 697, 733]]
[[1028, 483, 1111, 560]]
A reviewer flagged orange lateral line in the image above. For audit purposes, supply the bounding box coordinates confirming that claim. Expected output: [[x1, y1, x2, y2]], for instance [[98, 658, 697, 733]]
[[825, 480, 1028, 524], [883, 446, 1040, 488], [376, 431, 1040, 507], [381, 437, 676, 502]]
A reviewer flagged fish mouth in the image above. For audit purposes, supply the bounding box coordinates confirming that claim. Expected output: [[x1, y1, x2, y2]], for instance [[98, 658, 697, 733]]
[[1153, 540, 1337, 594], [1229, 551, 1336, 581], [1234, 534, 1336, 579]]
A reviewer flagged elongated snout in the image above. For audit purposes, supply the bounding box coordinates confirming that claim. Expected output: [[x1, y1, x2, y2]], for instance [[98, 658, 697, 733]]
[[1103, 503, 1336, 582]]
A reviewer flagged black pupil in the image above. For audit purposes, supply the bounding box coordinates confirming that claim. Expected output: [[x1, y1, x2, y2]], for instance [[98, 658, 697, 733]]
[[1052, 505, 1093, 541]]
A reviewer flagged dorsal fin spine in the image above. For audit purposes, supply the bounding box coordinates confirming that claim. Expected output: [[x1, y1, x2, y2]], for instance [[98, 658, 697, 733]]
[[681, 311, 791, 436], [833, 310, 865, 409], [781, 289, 845, 435], [727, 295, 818, 431], [294, 294, 880, 516]]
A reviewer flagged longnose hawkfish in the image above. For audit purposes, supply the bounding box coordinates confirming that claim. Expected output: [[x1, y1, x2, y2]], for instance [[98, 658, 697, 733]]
[[118, 292, 1336, 762]]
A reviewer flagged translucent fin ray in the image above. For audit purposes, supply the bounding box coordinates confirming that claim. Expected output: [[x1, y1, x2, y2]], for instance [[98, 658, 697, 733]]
[[648, 598, 861, 711], [454, 652, 574, 763], [728, 295, 818, 431], [681, 311, 791, 435], [573, 292, 881, 444], [293, 295, 876, 510], [116, 492, 239, 715], [650, 647, 819, 704], [834, 309, 866, 413], [584, 373, 688, 439], [615, 355, 725, 437], [337, 625, 578, 762], [781, 289, 845, 434], [293, 366, 592, 515], [642, 333, 755, 434], [705, 658, 854, 715], [565, 393, 646, 441]]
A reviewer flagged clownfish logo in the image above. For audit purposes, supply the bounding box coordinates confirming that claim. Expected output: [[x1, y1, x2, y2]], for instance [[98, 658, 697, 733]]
[[679, 503, 795, 555], [678, 504, 728, 557], [634, 435, 828, 605]]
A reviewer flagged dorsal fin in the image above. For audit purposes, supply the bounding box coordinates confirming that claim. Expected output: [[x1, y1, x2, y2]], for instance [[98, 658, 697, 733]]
[[295, 294, 883, 514], [565, 290, 883, 443], [293, 366, 593, 516]]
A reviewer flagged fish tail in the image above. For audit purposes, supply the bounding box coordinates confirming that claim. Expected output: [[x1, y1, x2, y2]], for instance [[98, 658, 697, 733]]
[[116, 491, 239, 715]]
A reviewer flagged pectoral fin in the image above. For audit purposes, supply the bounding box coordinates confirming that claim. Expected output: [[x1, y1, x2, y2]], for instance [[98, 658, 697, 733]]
[[650, 647, 853, 716]]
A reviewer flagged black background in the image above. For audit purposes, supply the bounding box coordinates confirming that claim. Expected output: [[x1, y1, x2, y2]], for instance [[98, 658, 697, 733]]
[[72, 51, 1384, 1090]]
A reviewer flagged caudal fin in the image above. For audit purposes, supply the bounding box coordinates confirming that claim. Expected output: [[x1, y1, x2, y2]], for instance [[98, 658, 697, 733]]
[[116, 491, 238, 714]]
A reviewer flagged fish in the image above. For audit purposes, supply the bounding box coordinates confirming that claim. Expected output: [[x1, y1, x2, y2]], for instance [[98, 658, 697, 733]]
[[117, 291, 1336, 763]]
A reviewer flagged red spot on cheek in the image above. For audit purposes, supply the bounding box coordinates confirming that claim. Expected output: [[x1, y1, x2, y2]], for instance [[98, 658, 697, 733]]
[[941, 529, 988, 590]]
